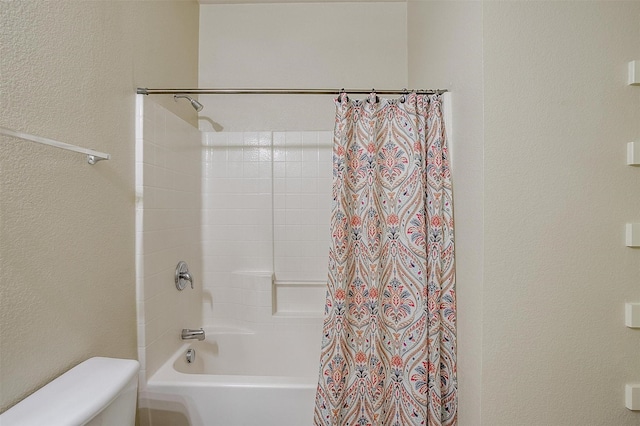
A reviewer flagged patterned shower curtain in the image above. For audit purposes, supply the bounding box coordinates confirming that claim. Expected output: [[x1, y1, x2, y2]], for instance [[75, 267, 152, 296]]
[[314, 92, 456, 426]]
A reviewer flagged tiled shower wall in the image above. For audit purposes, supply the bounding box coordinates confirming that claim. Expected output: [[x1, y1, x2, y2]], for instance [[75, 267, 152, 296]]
[[135, 96, 202, 384], [202, 131, 332, 328], [135, 100, 332, 371]]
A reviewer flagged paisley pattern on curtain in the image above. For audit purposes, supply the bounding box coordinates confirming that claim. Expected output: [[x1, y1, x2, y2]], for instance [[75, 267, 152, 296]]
[[314, 92, 456, 426]]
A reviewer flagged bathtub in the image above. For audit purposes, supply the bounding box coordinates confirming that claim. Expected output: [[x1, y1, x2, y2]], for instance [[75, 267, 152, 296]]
[[139, 326, 320, 426]]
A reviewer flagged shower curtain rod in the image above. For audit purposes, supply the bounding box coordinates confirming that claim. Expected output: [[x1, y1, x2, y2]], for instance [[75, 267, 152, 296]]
[[137, 88, 448, 96]]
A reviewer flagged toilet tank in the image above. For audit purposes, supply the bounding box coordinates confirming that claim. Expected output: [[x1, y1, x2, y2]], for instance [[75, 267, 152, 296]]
[[0, 357, 139, 426]]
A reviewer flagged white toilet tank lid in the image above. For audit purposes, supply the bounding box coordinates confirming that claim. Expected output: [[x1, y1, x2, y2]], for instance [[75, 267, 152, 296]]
[[0, 357, 139, 426]]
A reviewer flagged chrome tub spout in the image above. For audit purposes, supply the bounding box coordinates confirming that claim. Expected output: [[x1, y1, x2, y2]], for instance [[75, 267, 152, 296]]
[[181, 328, 205, 341]]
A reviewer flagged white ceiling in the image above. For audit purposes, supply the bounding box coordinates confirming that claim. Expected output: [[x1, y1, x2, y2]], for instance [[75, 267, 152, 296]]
[[199, 0, 405, 4]]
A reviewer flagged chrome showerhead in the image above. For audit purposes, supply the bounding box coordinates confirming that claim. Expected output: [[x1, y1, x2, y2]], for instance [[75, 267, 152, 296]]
[[174, 94, 204, 112]]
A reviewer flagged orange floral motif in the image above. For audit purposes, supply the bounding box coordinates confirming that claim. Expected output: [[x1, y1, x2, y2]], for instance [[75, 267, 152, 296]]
[[369, 288, 378, 299], [391, 355, 404, 369], [430, 215, 441, 228]]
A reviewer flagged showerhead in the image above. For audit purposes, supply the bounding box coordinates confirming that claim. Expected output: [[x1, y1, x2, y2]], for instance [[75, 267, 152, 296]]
[[174, 94, 204, 112]]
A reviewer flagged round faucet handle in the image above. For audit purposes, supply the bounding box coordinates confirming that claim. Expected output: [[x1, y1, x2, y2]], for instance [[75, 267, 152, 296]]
[[175, 261, 194, 290]]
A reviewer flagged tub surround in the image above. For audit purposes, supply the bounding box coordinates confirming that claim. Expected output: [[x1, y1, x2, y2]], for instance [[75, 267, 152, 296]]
[[135, 95, 203, 385], [135, 99, 329, 389], [202, 131, 332, 329]]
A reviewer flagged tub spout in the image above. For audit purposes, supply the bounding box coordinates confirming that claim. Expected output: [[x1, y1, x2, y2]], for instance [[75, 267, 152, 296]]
[[181, 328, 205, 341]]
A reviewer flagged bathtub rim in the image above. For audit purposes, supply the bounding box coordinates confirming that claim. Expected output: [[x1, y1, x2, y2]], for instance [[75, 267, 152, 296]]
[[147, 331, 318, 390]]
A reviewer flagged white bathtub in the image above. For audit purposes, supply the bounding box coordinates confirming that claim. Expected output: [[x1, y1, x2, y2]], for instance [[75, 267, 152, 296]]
[[139, 326, 320, 426]]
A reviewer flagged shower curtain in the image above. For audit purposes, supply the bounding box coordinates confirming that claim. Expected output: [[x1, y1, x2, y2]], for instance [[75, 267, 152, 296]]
[[314, 92, 456, 426]]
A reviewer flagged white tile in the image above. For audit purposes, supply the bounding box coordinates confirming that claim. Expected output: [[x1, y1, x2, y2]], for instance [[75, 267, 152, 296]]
[[228, 179, 245, 194], [301, 199, 325, 217], [273, 162, 286, 178], [257, 162, 271, 179], [318, 146, 332, 162], [243, 132, 259, 146], [273, 147, 286, 162], [318, 177, 333, 193], [273, 209, 286, 225], [302, 131, 319, 146], [243, 147, 261, 162], [285, 148, 302, 161], [227, 162, 244, 178], [285, 178, 302, 193], [243, 163, 261, 179], [283, 224, 303, 241], [225, 132, 241, 146], [205, 131, 228, 147], [242, 179, 261, 194], [285, 209, 303, 226], [258, 132, 272, 147], [285, 193, 303, 209], [301, 178, 318, 193], [257, 177, 271, 194], [209, 146, 227, 163], [301, 162, 318, 177], [285, 162, 302, 178], [228, 147, 243, 162], [285, 132, 301, 147], [273, 132, 285, 146], [142, 126, 343, 334], [318, 131, 333, 144], [206, 160, 228, 179], [273, 178, 287, 194], [259, 147, 272, 162]]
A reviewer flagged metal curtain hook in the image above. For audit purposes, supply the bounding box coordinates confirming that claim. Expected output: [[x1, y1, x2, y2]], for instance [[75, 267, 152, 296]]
[[368, 89, 378, 104]]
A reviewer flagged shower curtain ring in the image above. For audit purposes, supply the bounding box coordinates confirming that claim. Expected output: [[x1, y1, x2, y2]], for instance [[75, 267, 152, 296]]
[[338, 88, 348, 102], [368, 89, 378, 104]]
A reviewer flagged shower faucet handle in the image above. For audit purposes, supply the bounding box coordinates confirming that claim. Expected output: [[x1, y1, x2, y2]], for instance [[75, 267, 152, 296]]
[[175, 261, 193, 290], [180, 271, 193, 288]]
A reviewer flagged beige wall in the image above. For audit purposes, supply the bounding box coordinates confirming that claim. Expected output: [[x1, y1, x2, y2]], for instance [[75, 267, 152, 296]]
[[409, 1, 640, 424], [0, 1, 198, 412], [198, 1, 408, 131], [2, 0, 639, 423], [482, 1, 640, 425]]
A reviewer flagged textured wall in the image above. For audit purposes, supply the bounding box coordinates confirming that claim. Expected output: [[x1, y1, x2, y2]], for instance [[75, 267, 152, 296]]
[[482, 1, 640, 424], [198, 2, 408, 131], [409, 1, 640, 424], [0, 1, 198, 412]]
